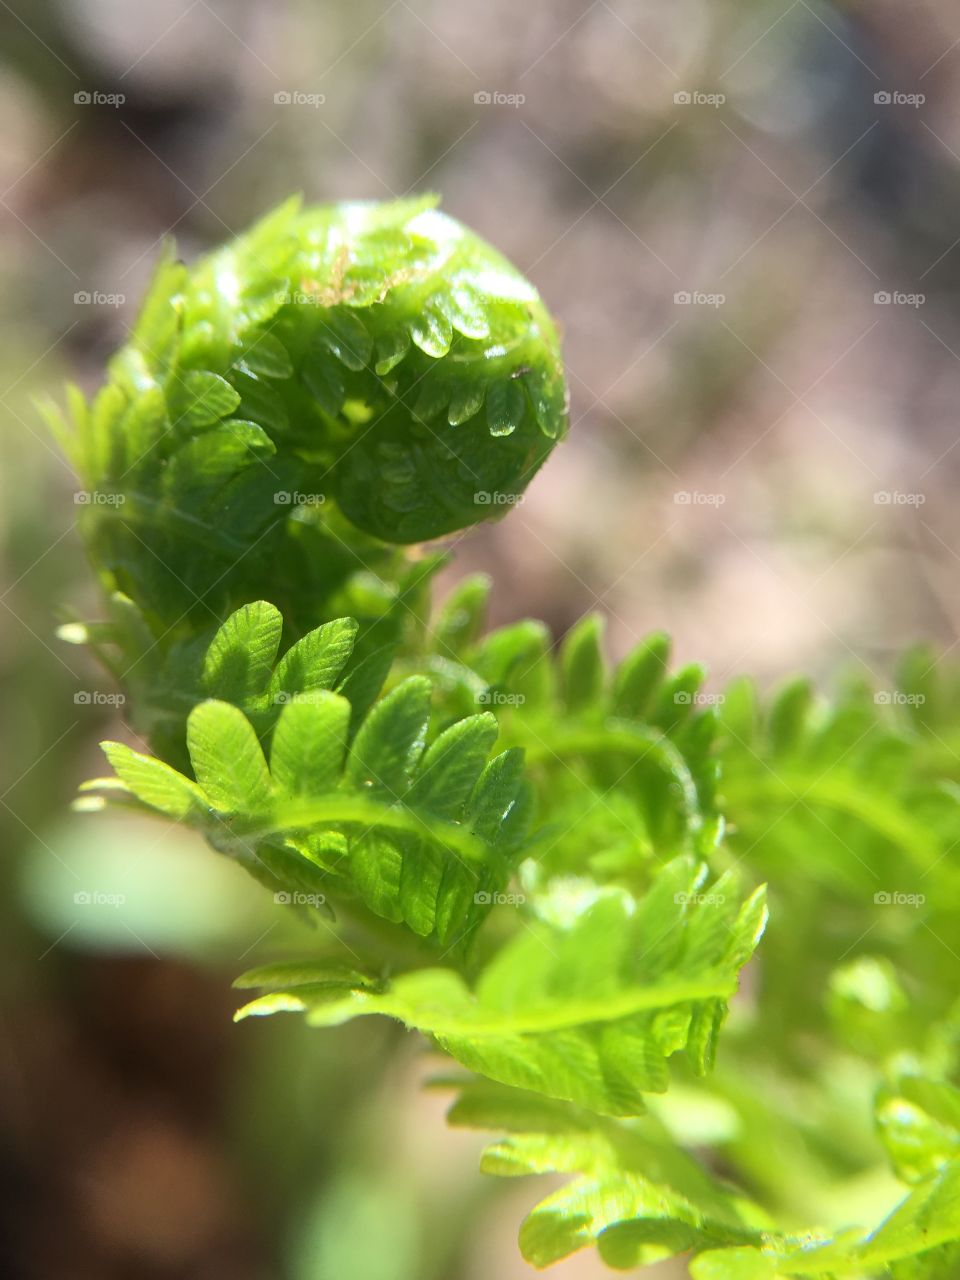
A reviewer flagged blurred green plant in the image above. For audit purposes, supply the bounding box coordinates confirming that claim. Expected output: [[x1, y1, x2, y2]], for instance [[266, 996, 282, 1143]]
[[44, 196, 960, 1278]]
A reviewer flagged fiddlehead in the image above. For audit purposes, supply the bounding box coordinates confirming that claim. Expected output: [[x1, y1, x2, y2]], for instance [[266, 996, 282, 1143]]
[[48, 195, 567, 757], [46, 196, 571, 957], [53, 195, 762, 1097], [52, 194, 960, 1280]]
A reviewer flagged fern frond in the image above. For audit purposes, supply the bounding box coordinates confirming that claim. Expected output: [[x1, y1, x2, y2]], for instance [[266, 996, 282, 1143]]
[[60, 197, 567, 637], [87, 645, 528, 948], [449, 1077, 960, 1277], [50, 193, 960, 1278], [234, 857, 766, 1115], [422, 596, 723, 882], [714, 671, 960, 1050]]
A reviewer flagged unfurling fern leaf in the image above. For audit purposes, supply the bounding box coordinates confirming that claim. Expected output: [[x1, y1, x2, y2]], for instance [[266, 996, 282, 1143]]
[[234, 858, 767, 1115], [49, 196, 566, 636], [48, 196, 960, 1278], [448, 1078, 960, 1276], [82, 605, 529, 948]]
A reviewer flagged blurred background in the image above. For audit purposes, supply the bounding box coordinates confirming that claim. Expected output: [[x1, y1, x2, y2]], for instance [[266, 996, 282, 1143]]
[[1, 0, 959, 1275]]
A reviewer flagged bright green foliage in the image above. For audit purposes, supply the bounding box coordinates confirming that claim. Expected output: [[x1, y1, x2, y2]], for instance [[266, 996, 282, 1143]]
[[235, 857, 766, 1115], [45, 195, 567, 637], [407, 581, 722, 886], [448, 1073, 960, 1277], [715, 672, 960, 1057], [877, 1072, 960, 1184], [447, 1080, 766, 1267], [50, 198, 960, 1278], [718, 671, 960, 904], [86, 601, 529, 947]]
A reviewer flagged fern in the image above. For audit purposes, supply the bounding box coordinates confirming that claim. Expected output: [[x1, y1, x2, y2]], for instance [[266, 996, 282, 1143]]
[[448, 1078, 960, 1276], [83, 603, 528, 948], [235, 857, 766, 1115], [47, 196, 960, 1279]]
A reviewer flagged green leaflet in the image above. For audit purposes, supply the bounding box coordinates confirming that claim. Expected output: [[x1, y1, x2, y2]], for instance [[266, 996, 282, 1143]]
[[234, 858, 767, 1115], [447, 1080, 765, 1268], [187, 699, 273, 813], [269, 693, 351, 798], [90, 670, 529, 947], [450, 1080, 960, 1278], [269, 618, 360, 702], [877, 1072, 960, 1185], [714, 673, 960, 1056], [138, 600, 360, 761], [346, 676, 433, 797], [425, 601, 723, 878], [560, 614, 607, 714], [201, 600, 284, 704], [717, 674, 960, 893], [171, 370, 241, 427], [96, 742, 206, 820], [692, 1162, 960, 1275]]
